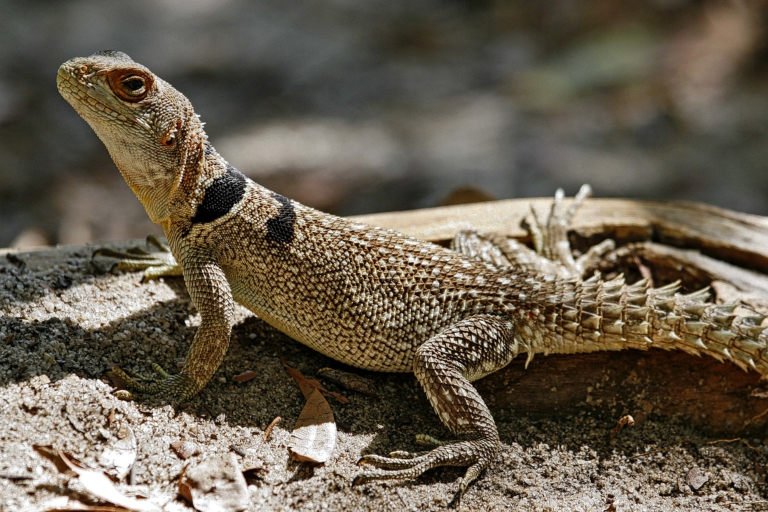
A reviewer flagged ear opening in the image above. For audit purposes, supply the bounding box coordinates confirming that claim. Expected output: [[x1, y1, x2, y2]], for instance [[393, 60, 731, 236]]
[[161, 119, 183, 147]]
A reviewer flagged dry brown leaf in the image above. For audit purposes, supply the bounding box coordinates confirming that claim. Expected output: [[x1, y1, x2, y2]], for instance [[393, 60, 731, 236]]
[[177, 465, 192, 504], [232, 370, 257, 383], [281, 357, 348, 403], [289, 388, 337, 463], [609, 414, 635, 440], [57, 450, 160, 512], [179, 453, 249, 512], [33, 445, 76, 476]]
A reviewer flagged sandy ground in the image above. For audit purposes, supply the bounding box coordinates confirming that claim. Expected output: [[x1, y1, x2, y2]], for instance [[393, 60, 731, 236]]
[[1, 242, 767, 511]]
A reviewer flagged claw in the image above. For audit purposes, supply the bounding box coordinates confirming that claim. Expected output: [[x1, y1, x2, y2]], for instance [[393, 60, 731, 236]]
[[566, 184, 592, 222], [527, 203, 546, 255]]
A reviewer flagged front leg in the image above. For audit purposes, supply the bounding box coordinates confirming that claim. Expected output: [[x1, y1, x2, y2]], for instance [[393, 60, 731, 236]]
[[355, 315, 520, 500], [113, 250, 234, 407]]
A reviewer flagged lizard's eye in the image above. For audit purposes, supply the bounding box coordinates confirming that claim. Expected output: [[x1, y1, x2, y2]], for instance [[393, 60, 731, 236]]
[[107, 68, 153, 102], [123, 78, 144, 92]]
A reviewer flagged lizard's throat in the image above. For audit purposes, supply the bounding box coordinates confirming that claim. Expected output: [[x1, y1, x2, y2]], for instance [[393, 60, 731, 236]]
[[116, 166, 175, 226]]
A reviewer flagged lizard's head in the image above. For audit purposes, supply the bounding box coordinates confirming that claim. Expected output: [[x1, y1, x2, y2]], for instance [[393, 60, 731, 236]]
[[57, 51, 205, 225]]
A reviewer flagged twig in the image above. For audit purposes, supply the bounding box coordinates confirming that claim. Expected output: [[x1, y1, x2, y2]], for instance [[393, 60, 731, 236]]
[[739, 406, 768, 432], [264, 416, 282, 441]]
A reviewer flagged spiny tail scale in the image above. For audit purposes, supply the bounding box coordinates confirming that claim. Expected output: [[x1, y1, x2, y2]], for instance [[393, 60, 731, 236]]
[[523, 273, 768, 374]]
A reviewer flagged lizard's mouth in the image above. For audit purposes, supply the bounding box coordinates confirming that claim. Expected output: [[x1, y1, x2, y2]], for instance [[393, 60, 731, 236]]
[[56, 66, 73, 97], [57, 64, 132, 124], [56, 65, 90, 111]]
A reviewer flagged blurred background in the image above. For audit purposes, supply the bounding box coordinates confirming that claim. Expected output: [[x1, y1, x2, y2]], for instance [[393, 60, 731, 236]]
[[1, 0, 768, 248]]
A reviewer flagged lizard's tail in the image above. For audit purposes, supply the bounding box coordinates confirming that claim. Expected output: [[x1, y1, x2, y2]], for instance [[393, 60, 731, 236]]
[[538, 274, 768, 375]]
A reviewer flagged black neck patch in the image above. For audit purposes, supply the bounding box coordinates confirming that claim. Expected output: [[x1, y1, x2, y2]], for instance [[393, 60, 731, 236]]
[[266, 193, 296, 244], [203, 141, 215, 158], [191, 164, 247, 224]]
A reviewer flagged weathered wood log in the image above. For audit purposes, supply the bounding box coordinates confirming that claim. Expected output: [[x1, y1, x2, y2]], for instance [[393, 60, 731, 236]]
[[354, 198, 768, 272]]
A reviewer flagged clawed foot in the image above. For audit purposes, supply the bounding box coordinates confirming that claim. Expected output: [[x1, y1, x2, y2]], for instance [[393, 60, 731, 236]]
[[353, 436, 495, 504], [110, 363, 199, 408], [452, 184, 614, 280], [524, 184, 614, 278], [93, 234, 182, 280]]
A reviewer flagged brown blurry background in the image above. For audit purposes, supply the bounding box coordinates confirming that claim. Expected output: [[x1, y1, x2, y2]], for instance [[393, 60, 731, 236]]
[[2, 0, 768, 248]]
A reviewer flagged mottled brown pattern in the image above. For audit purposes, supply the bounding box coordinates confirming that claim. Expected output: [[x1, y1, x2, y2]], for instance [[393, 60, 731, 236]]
[[57, 51, 768, 497]]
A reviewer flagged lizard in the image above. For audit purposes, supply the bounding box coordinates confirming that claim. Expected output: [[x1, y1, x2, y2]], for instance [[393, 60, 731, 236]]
[[57, 50, 768, 499]]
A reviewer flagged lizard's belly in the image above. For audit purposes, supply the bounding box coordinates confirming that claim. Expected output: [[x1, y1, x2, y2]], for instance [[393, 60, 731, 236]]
[[229, 276, 421, 373]]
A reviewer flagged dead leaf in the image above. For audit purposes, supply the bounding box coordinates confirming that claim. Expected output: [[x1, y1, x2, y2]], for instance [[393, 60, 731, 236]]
[[179, 453, 249, 512], [317, 367, 378, 396], [232, 370, 256, 383], [609, 414, 635, 440], [289, 388, 337, 463], [281, 357, 348, 403], [57, 450, 160, 512], [33, 445, 76, 476], [99, 422, 137, 480]]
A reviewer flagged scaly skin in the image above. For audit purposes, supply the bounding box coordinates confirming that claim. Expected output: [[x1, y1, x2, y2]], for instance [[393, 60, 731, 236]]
[[57, 51, 768, 499]]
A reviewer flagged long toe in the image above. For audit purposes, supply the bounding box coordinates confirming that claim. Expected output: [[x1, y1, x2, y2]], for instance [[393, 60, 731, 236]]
[[355, 440, 493, 487]]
